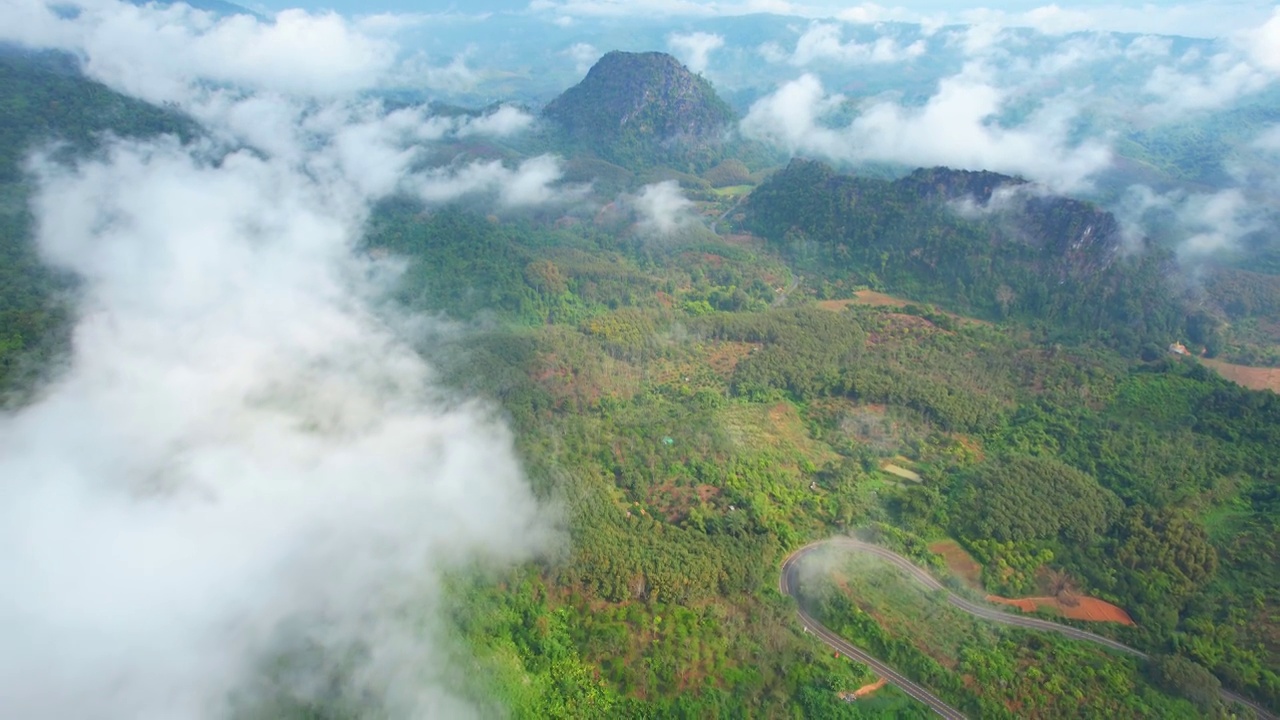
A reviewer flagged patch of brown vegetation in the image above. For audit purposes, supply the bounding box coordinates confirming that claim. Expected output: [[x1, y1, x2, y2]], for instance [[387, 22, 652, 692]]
[[645, 481, 722, 524], [1202, 358, 1280, 393], [531, 351, 640, 409], [680, 251, 726, 268], [817, 290, 911, 312], [985, 595, 1136, 625], [866, 313, 937, 345], [705, 340, 758, 377], [952, 435, 986, 463], [723, 402, 840, 468], [930, 540, 984, 589], [819, 290, 991, 327], [854, 290, 913, 307], [722, 233, 762, 247]]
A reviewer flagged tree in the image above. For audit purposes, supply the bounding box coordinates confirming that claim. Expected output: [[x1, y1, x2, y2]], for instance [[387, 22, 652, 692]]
[[1147, 655, 1222, 714]]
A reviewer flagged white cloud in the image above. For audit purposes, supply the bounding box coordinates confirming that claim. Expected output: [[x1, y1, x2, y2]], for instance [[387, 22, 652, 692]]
[[456, 105, 537, 137], [1256, 124, 1280, 152], [529, 0, 714, 18], [523, 0, 1276, 37], [956, 4, 1100, 35], [1242, 7, 1280, 73], [1178, 189, 1260, 257], [0, 2, 562, 717], [353, 10, 493, 35], [632, 180, 698, 235], [4, 132, 556, 719], [668, 31, 725, 74], [1117, 185, 1265, 258], [0, 1, 397, 102], [1125, 35, 1173, 59], [1143, 52, 1272, 115], [563, 42, 602, 75], [741, 69, 1112, 192], [780, 22, 924, 66], [397, 51, 482, 94], [415, 155, 578, 208], [836, 2, 940, 32], [949, 22, 1008, 58]]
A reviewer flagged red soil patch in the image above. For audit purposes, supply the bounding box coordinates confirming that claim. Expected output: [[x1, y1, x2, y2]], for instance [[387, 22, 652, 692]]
[[986, 595, 1136, 625], [930, 540, 984, 589], [1202, 358, 1280, 393], [695, 484, 721, 503]]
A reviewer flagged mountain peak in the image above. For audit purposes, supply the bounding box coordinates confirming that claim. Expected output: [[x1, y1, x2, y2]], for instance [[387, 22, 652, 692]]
[[542, 50, 735, 171]]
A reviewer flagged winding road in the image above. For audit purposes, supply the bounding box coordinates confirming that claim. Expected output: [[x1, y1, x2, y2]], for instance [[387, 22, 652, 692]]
[[708, 191, 748, 235], [781, 538, 1278, 720]]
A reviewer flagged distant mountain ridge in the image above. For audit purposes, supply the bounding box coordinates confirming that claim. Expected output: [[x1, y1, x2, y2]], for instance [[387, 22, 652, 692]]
[[745, 160, 1190, 350], [898, 167, 1127, 281], [542, 50, 735, 172]]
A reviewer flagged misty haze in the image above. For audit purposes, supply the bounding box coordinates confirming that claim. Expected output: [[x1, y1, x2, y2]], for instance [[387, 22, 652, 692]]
[[0, 0, 1278, 718]]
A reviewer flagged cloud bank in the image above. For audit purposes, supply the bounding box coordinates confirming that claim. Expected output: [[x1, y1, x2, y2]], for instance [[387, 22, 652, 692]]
[[741, 69, 1111, 191], [668, 31, 724, 74], [632, 180, 698, 236], [0, 1, 560, 717], [763, 22, 925, 66]]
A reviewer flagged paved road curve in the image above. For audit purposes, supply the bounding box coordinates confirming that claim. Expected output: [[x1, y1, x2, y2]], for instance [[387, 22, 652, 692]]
[[780, 547, 967, 719], [782, 538, 1278, 720]]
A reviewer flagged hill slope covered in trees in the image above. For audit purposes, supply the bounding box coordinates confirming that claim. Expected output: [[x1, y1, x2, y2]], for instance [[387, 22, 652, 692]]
[[543, 51, 735, 172], [744, 159, 1196, 352]]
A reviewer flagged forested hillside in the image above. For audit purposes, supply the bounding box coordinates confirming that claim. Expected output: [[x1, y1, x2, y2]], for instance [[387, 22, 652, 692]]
[[744, 159, 1194, 352], [543, 51, 736, 172], [359, 186, 1280, 715]]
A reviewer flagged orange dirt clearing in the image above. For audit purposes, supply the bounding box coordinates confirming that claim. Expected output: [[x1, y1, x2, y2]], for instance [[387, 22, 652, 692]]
[[1202, 358, 1280, 393], [853, 678, 887, 698], [929, 540, 983, 589], [986, 595, 1136, 625]]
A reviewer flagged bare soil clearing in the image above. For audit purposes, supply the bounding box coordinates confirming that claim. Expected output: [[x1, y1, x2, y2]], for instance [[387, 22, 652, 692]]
[[852, 678, 887, 699], [1202, 358, 1280, 393], [881, 463, 921, 481], [818, 290, 991, 326], [818, 290, 910, 311], [986, 595, 1136, 625]]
